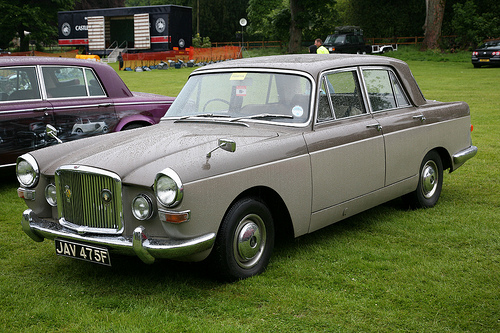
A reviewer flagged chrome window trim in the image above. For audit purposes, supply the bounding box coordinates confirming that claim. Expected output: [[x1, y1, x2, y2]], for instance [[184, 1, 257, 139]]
[[39, 65, 108, 100], [0, 65, 43, 103], [315, 66, 370, 125], [359, 65, 412, 113], [163, 68, 316, 128]]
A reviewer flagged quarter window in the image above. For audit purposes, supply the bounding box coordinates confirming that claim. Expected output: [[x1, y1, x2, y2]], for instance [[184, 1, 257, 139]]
[[362, 68, 409, 112]]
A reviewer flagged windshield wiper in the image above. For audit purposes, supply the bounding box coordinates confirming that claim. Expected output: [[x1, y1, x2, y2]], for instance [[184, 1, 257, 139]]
[[230, 113, 294, 122], [179, 113, 231, 120]]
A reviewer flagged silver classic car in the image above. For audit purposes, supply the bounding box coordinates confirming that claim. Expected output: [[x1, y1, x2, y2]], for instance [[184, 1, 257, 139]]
[[17, 54, 477, 280]]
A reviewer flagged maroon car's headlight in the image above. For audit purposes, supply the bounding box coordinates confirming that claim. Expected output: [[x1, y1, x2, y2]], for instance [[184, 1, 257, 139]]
[[16, 154, 39, 188], [154, 168, 183, 207]]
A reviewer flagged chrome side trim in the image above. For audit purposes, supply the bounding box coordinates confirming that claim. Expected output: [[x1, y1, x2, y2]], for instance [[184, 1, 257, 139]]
[[21, 209, 216, 263], [452, 145, 478, 170]]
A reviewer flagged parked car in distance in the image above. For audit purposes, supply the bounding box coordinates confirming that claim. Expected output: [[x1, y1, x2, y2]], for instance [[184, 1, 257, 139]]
[[323, 26, 396, 54], [472, 40, 500, 67], [0, 57, 174, 167], [17, 54, 477, 280]]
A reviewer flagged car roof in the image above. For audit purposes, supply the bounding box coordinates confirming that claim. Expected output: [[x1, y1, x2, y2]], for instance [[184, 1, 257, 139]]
[[195, 54, 405, 77], [0, 56, 106, 68], [193, 54, 427, 106], [0, 56, 133, 98]]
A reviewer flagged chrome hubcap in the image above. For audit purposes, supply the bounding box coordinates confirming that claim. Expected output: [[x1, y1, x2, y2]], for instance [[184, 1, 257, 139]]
[[234, 214, 266, 269], [421, 160, 438, 199]]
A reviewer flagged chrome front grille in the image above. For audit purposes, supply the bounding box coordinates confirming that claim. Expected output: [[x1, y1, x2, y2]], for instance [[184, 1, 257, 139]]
[[55, 165, 123, 234]]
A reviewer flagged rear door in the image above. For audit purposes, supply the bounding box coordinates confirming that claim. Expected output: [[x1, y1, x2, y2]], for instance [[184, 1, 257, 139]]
[[41, 65, 117, 143], [361, 66, 427, 185]]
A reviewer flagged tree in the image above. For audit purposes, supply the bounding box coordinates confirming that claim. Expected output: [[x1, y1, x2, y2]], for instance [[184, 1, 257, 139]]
[[422, 0, 446, 50], [74, 0, 125, 10], [0, 0, 74, 51], [248, 0, 338, 53], [288, 0, 303, 53]]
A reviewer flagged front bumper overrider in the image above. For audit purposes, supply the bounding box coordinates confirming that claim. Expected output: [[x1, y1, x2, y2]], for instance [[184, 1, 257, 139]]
[[21, 209, 216, 264]]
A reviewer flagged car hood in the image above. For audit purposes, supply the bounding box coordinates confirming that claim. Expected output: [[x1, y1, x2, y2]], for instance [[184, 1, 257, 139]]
[[31, 121, 307, 186]]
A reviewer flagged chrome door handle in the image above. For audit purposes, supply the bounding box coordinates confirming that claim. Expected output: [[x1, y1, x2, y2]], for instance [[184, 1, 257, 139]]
[[98, 103, 113, 107], [366, 123, 382, 131], [413, 115, 426, 122], [33, 107, 49, 112]]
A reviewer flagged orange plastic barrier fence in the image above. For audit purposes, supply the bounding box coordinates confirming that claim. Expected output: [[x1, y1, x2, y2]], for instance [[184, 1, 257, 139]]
[[123, 46, 241, 68], [76, 54, 101, 61]]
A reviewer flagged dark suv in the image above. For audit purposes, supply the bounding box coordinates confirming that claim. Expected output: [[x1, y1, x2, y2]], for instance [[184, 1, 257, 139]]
[[323, 27, 370, 54]]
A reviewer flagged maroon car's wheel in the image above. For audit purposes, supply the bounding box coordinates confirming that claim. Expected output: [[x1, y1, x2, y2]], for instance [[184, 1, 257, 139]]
[[212, 197, 274, 280], [405, 151, 443, 208]]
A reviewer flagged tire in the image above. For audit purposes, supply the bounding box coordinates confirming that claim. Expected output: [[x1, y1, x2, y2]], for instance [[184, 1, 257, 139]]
[[404, 151, 443, 208], [211, 197, 274, 281]]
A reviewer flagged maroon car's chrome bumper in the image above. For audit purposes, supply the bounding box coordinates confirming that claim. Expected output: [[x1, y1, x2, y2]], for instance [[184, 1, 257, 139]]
[[21, 209, 215, 264]]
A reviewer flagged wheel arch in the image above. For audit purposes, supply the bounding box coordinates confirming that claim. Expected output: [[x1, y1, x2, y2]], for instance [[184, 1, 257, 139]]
[[223, 186, 295, 241], [431, 146, 452, 171], [115, 116, 155, 131]]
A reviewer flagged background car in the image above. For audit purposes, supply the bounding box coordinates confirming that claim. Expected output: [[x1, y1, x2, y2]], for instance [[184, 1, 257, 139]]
[[17, 54, 476, 280], [0, 57, 174, 167], [471, 40, 500, 67]]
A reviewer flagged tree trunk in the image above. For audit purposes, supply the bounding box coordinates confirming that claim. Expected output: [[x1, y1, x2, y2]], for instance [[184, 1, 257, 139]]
[[288, 0, 302, 54], [422, 0, 446, 50]]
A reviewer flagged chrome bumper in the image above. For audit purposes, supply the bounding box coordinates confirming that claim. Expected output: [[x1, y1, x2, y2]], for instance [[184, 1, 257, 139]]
[[452, 145, 478, 170], [21, 209, 216, 264]]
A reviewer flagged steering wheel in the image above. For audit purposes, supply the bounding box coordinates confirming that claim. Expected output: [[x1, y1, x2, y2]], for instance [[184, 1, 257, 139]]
[[202, 98, 230, 113]]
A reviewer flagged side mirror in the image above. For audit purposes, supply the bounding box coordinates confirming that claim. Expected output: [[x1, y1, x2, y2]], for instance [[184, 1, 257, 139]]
[[46, 124, 63, 144], [206, 139, 236, 158], [218, 139, 236, 153]]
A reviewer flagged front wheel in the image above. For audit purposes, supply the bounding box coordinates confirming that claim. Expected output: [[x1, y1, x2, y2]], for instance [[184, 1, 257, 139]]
[[211, 197, 274, 281], [404, 151, 443, 208]]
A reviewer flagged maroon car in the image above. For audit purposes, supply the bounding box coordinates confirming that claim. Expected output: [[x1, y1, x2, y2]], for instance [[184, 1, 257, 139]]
[[0, 57, 174, 167]]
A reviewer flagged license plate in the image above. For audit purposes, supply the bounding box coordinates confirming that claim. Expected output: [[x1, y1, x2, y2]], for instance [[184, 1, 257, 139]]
[[55, 239, 111, 266], [480, 59, 490, 62]]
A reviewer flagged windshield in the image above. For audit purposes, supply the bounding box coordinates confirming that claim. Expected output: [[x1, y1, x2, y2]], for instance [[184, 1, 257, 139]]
[[325, 35, 346, 45], [164, 71, 312, 124], [479, 41, 500, 49]]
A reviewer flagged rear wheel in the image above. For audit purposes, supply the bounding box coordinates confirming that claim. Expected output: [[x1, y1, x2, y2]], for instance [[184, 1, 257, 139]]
[[404, 151, 443, 208], [212, 197, 274, 281]]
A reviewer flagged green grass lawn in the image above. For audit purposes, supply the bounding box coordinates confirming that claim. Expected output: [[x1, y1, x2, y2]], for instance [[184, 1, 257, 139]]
[[0, 54, 498, 332]]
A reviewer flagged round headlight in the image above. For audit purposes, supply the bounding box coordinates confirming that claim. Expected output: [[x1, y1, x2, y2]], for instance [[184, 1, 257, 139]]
[[132, 194, 153, 220], [45, 184, 57, 206], [154, 168, 183, 207], [16, 154, 39, 188]]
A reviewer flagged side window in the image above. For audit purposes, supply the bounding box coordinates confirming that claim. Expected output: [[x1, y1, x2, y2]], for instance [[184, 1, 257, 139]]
[[85, 69, 106, 96], [320, 70, 366, 120], [363, 68, 409, 111], [0, 67, 40, 101], [42, 66, 87, 98]]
